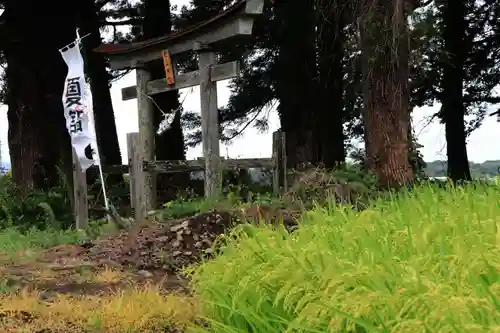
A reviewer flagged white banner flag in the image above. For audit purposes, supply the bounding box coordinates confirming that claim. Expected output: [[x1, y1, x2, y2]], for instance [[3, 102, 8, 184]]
[[60, 43, 98, 171]]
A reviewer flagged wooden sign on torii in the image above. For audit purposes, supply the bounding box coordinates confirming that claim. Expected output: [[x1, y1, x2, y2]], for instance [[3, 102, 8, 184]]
[[94, 0, 264, 216]]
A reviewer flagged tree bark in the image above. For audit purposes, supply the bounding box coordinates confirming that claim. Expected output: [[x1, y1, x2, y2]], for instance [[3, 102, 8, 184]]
[[316, 0, 346, 168], [142, 0, 188, 201], [78, 0, 123, 167], [5, 63, 48, 190], [142, 0, 185, 162], [3, 0, 75, 192], [77, 0, 124, 188], [359, 0, 415, 187], [439, 0, 471, 181], [274, 0, 319, 168]]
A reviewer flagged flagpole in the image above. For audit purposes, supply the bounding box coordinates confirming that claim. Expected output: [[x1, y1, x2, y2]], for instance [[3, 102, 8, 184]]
[[75, 31, 111, 213], [58, 32, 91, 53], [89, 120, 110, 212], [73, 29, 111, 213]]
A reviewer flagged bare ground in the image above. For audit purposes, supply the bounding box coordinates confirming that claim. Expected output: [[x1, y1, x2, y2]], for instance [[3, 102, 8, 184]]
[[0, 206, 299, 332]]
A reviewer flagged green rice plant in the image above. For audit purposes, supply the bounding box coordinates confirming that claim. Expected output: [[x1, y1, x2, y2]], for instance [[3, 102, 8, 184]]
[[188, 184, 500, 332]]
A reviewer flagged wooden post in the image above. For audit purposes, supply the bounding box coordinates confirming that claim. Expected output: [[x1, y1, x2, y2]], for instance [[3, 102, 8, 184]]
[[272, 131, 287, 195], [197, 45, 221, 199], [126, 133, 136, 210], [136, 67, 156, 215], [127, 132, 145, 222], [72, 150, 88, 229]]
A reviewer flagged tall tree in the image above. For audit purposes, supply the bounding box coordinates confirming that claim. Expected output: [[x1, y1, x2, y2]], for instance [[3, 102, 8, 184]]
[[274, 0, 319, 167], [141, 0, 184, 163], [175, 1, 350, 169], [316, 0, 346, 167], [438, 0, 471, 181], [358, 0, 415, 187], [172, 0, 233, 148], [411, 1, 500, 180], [141, 0, 187, 200], [1, 0, 75, 191], [78, 0, 123, 167]]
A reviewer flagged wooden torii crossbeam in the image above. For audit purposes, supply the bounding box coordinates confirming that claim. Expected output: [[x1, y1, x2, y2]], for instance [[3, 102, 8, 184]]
[[94, 0, 264, 221]]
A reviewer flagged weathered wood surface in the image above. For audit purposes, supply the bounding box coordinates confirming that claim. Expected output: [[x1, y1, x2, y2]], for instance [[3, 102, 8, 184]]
[[127, 133, 146, 222], [121, 61, 240, 100], [272, 131, 287, 195], [126, 133, 137, 210], [105, 0, 264, 69], [136, 67, 156, 214], [144, 158, 275, 173], [98, 156, 280, 174], [198, 48, 222, 199], [100, 165, 129, 173], [161, 50, 175, 85], [72, 150, 88, 229]]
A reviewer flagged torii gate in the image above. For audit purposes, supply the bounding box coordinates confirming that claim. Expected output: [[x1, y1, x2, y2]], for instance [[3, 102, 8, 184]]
[[94, 0, 264, 219]]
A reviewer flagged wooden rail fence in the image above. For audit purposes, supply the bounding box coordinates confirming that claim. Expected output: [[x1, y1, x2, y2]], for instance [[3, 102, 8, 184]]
[[72, 130, 286, 228]]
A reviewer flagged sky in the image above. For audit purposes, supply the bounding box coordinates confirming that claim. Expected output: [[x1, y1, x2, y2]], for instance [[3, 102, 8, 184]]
[[0, 0, 499, 165]]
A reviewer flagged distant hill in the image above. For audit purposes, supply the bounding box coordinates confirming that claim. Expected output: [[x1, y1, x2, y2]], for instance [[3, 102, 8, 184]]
[[425, 160, 500, 178], [0, 160, 497, 179]]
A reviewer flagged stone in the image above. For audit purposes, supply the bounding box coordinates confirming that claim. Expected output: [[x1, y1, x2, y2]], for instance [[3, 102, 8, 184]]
[[170, 224, 183, 232], [137, 270, 153, 278]]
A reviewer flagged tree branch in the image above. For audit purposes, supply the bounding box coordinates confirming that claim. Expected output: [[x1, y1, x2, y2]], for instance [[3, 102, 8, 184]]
[[100, 8, 141, 20], [96, 0, 110, 10], [102, 18, 142, 26]]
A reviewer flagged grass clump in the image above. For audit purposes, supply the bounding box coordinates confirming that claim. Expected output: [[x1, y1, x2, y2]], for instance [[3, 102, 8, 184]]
[[0, 227, 85, 255], [0, 285, 198, 332], [188, 184, 500, 332]]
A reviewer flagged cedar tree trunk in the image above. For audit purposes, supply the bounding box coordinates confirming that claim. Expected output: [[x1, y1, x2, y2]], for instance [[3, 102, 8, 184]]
[[359, 0, 415, 187]]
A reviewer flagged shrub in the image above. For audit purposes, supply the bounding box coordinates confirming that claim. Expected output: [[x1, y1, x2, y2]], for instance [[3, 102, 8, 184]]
[[0, 227, 85, 254], [188, 184, 500, 332], [285, 165, 379, 209], [0, 175, 73, 231]]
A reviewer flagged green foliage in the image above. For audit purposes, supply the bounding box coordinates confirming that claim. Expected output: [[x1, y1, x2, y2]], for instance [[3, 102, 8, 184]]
[[84, 218, 120, 240], [284, 165, 379, 210], [88, 176, 132, 218], [349, 131, 428, 181], [411, 1, 500, 131], [188, 184, 500, 332], [158, 195, 245, 221], [409, 138, 427, 179], [0, 174, 73, 231], [0, 227, 85, 254], [161, 198, 209, 220], [0, 278, 14, 294]]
